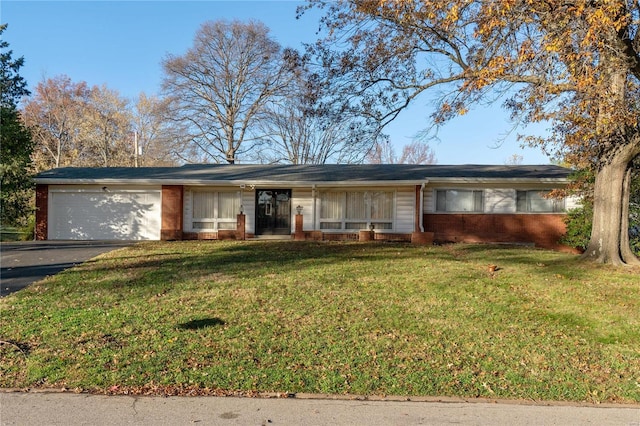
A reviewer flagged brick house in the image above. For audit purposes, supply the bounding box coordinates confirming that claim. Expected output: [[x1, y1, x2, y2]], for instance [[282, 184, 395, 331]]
[[34, 164, 578, 250]]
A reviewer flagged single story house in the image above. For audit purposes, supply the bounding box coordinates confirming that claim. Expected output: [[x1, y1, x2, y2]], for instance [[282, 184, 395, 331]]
[[34, 164, 579, 249]]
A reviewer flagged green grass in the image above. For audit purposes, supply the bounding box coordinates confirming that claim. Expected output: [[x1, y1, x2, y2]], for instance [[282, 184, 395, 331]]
[[1, 241, 639, 403]]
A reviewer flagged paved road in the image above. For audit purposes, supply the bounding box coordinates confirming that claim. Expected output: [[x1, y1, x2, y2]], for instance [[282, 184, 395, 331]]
[[0, 241, 131, 296], [1, 392, 639, 426]]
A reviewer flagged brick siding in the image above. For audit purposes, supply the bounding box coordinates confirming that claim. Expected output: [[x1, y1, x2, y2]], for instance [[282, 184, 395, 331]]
[[423, 213, 571, 250], [161, 185, 183, 240], [35, 184, 48, 240]]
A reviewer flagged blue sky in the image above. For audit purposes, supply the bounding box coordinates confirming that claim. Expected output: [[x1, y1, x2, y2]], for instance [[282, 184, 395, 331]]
[[3, 0, 551, 165]]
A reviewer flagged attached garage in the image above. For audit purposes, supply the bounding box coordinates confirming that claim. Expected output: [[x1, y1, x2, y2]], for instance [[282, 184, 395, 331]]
[[48, 186, 162, 240]]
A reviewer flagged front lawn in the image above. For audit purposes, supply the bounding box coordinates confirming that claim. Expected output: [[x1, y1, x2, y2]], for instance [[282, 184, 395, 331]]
[[1, 241, 638, 403]]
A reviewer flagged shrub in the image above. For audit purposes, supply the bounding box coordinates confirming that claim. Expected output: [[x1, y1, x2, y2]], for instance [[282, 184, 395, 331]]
[[562, 199, 640, 256], [561, 201, 592, 251]]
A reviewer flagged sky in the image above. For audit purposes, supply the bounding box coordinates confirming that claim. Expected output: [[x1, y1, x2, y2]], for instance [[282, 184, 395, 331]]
[[2, 0, 552, 165]]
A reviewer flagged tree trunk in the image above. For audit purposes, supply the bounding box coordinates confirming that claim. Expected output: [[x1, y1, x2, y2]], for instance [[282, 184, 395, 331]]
[[583, 145, 640, 266], [584, 43, 640, 266], [619, 167, 637, 264]]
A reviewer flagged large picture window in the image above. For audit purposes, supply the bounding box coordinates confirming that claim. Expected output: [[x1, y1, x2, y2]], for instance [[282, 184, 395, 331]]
[[191, 190, 240, 230], [436, 190, 484, 212], [320, 191, 394, 230], [516, 190, 565, 213]]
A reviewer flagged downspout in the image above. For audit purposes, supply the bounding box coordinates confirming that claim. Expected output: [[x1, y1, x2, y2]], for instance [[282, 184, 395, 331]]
[[312, 185, 317, 230], [419, 181, 428, 232]]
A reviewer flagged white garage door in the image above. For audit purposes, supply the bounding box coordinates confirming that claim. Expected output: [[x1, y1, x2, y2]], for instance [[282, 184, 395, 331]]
[[49, 187, 162, 240]]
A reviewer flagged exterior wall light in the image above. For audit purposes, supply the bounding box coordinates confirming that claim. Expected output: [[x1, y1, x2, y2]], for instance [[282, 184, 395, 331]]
[[296, 205, 303, 215]]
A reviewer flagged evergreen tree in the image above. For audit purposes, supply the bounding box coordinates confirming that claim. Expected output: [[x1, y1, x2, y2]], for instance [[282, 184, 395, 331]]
[[1, 24, 34, 227]]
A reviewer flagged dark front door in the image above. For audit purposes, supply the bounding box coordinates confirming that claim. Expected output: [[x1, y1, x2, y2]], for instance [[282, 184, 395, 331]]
[[256, 189, 292, 235]]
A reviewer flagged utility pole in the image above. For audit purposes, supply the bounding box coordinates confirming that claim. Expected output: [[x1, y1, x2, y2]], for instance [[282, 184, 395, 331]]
[[134, 130, 139, 167]]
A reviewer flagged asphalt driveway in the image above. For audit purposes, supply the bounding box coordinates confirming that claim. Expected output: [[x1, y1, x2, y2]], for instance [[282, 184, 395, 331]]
[[0, 241, 132, 297]]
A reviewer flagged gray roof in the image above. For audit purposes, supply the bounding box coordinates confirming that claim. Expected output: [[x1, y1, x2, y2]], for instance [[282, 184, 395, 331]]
[[35, 164, 573, 185]]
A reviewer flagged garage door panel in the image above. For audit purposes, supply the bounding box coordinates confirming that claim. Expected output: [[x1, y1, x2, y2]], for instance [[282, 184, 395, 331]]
[[49, 190, 161, 240]]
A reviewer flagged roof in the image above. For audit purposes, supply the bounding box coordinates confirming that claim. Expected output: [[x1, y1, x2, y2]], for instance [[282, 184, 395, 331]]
[[34, 164, 573, 185]]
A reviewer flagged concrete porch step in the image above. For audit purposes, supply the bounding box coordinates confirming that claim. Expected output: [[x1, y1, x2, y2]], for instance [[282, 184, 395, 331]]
[[249, 235, 293, 240]]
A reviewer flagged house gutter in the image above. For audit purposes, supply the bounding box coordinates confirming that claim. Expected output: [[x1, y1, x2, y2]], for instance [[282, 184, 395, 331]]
[[34, 179, 429, 187], [312, 184, 317, 231], [423, 177, 570, 184], [419, 181, 428, 232], [34, 176, 570, 186]]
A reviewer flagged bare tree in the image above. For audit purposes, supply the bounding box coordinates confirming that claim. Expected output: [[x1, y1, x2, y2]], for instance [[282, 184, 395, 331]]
[[255, 102, 368, 164], [367, 140, 436, 165], [162, 20, 293, 164], [254, 52, 379, 164], [504, 154, 524, 166]]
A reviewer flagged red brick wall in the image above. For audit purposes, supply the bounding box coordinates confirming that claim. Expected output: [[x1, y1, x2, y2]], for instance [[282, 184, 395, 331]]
[[161, 186, 183, 240], [183, 231, 255, 240], [183, 232, 217, 240], [423, 213, 570, 250], [236, 214, 246, 240], [35, 184, 48, 240]]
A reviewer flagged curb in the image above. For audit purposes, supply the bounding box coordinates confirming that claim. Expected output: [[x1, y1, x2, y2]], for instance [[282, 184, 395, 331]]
[[2, 388, 639, 409]]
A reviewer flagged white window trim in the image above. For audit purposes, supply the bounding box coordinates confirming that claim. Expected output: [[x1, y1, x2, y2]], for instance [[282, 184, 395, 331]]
[[187, 189, 240, 232], [516, 189, 566, 213], [434, 189, 484, 213], [318, 190, 396, 231]]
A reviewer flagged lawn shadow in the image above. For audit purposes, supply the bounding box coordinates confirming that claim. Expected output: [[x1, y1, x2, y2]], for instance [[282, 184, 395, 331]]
[[178, 317, 226, 330]]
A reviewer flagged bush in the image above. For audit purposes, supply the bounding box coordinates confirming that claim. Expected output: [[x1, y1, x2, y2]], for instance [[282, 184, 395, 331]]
[[630, 202, 640, 256], [562, 199, 640, 256], [0, 215, 34, 241], [561, 201, 593, 251]]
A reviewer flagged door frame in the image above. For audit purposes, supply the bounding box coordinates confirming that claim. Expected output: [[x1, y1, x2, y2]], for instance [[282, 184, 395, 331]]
[[254, 188, 292, 236]]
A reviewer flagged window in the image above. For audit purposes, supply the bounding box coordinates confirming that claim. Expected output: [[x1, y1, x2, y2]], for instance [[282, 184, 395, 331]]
[[320, 191, 394, 230], [346, 191, 367, 229], [370, 191, 394, 229], [516, 190, 565, 213], [436, 190, 484, 212], [320, 191, 343, 230], [191, 190, 240, 230], [218, 192, 239, 219]]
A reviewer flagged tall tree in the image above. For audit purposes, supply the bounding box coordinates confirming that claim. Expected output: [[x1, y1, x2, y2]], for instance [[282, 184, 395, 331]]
[[24, 76, 187, 169], [0, 24, 34, 227], [131, 93, 186, 166], [22, 75, 90, 171], [162, 20, 293, 164], [255, 51, 379, 164], [79, 85, 132, 167], [367, 140, 437, 165], [302, 0, 640, 265]]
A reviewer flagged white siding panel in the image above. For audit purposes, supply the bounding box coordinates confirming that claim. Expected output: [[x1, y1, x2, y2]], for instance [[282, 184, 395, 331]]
[[292, 189, 314, 231], [49, 187, 161, 240], [485, 189, 516, 213], [242, 190, 256, 234], [395, 189, 415, 232]]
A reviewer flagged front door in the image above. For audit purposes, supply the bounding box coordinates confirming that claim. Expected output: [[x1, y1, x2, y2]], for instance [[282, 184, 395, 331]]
[[255, 189, 292, 235]]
